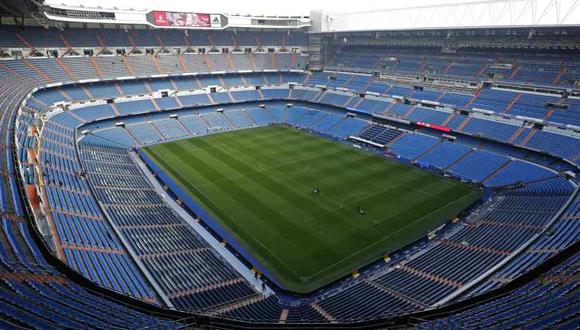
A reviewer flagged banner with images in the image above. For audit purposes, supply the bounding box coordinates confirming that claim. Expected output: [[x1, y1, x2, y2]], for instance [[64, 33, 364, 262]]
[[152, 11, 212, 27]]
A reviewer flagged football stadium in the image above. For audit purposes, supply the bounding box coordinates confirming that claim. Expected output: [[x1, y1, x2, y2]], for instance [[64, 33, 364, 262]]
[[0, 0, 578, 328]]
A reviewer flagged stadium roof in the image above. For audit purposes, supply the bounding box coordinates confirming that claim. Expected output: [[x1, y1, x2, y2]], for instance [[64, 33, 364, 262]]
[[0, 0, 34, 17], [314, 0, 580, 32]]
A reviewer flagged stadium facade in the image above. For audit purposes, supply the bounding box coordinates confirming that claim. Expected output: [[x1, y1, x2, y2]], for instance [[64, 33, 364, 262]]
[[0, 0, 578, 328]]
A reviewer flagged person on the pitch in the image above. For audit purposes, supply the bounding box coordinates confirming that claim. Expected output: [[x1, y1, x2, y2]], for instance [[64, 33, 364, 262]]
[[313, 186, 320, 194], [357, 206, 365, 215]]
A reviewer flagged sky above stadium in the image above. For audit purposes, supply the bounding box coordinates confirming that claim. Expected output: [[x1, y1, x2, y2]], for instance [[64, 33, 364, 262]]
[[46, 0, 477, 16]]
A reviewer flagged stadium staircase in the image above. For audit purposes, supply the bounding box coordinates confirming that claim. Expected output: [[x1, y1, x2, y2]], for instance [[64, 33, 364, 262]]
[[507, 126, 527, 144], [22, 59, 53, 83], [543, 107, 557, 120], [249, 54, 259, 71], [58, 34, 73, 51], [230, 34, 238, 49], [57, 88, 73, 101], [399, 265, 463, 289], [210, 294, 267, 316], [463, 87, 483, 109], [110, 103, 121, 116], [291, 53, 299, 68], [206, 93, 216, 104], [418, 58, 429, 74], [442, 62, 454, 74], [381, 102, 396, 115], [64, 110, 86, 123], [176, 118, 194, 135], [150, 98, 161, 111], [310, 303, 336, 322], [508, 62, 522, 79], [474, 219, 545, 231], [519, 128, 539, 146], [270, 53, 278, 70], [435, 92, 447, 102], [264, 108, 278, 122], [340, 96, 355, 108], [302, 73, 312, 85], [114, 83, 125, 96], [126, 34, 138, 50], [174, 95, 184, 107], [474, 62, 488, 78], [194, 76, 207, 88], [198, 114, 213, 128], [217, 76, 227, 87], [123, 127, 142, 145], [552, 67, 567, 85], [95, 33, 107, 49], [226, 53, 236, 71], [166, 278, 245, 300], [150, 55, 164, 74], [352, 97, 366, 109], [413, 141, 444, 162], [143, 81, 153, 93], [402, 106, 417, 119], [279, 309, 289, 323], [121, 56, 135, 76], [390, 57, 401, 71], [366, 281, 428, 309], [482, 159, 513, 183], [239, 75, 250, 86], [80, 85, 95, 99], [502, 93, 522, 113], [177, 54, 189, 72], [222, 113, 236, 128], [55, 58, 76, 80], [155, 35, 165, 50], [437, 238, 511, 256], [312, 90, 326, 102], [443, 149, 475, 171], [342, 95, 356, 108], [244, 110, 258, 126], [341, 74, 356, 88], [202, 53, 213, 71], [14, 31, 34, 49], [0, 61, 22, 79], [170, 79, 180, 90], [89, 57, 104, 79], [455, 116, 472, 131]]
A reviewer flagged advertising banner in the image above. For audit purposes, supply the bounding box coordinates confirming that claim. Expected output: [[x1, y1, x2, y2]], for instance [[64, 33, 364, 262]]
[[152, 11, 212, 27]]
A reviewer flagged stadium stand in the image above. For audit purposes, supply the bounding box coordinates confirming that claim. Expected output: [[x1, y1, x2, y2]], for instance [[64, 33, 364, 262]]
[[0, 0, 577, 328]]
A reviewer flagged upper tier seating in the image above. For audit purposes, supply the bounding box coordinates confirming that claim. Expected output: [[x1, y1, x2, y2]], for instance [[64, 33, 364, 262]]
[[328, 46, 578, 87]]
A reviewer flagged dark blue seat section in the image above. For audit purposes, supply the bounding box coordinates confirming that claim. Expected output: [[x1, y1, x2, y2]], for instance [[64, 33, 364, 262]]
[[24, 67, 572, 323], [24, 69, 576, 320], [328, 46, 576, 88], [2, 25, 579, 327], [0, 25, 307, 49], [79, 143, 260, 311], [420, 253, 579, 329]]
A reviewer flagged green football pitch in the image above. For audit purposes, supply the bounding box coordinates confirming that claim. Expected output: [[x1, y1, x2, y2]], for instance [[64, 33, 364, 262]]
[[143, 125, 481, 292]]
